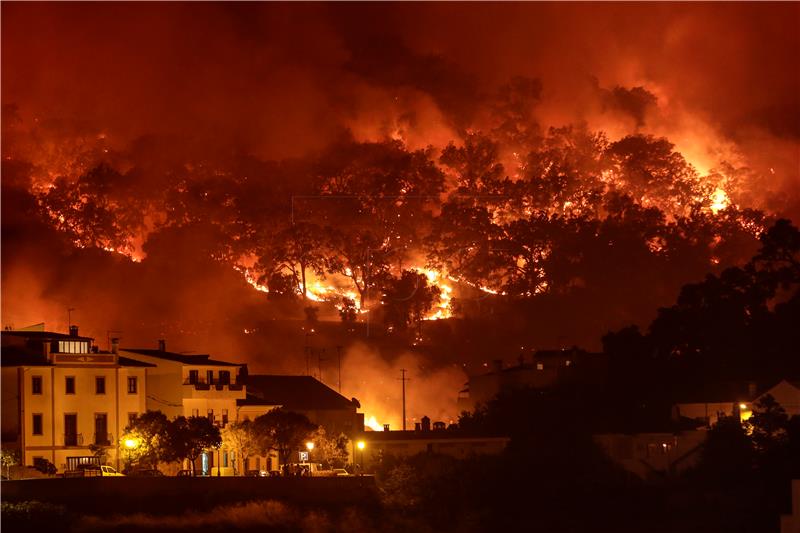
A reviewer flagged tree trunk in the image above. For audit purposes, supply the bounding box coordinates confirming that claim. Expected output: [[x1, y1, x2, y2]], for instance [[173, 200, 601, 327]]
[[300, 262, 307, 300]]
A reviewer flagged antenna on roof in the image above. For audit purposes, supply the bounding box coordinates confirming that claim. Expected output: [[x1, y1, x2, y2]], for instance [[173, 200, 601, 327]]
[[67, 307, 75, 332]]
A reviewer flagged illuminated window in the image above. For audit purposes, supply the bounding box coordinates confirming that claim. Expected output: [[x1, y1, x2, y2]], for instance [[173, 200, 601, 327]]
[[95, 376, 106, 395], [536, 363, 544, 370], [127, 376, 138, 394], [32, 413, 43, 435], [65, 376, 75, 394], [32, 376, 43, 395]]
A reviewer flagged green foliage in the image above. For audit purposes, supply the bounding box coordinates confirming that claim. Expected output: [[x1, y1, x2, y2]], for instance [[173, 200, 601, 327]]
[[163, 416, 221, 475], [252, 409, 317, 465], [121, 410, 170, 470]]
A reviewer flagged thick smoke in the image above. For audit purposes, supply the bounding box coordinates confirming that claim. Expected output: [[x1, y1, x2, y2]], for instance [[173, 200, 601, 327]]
[[2, 4, 798, 419], [340, 343, 466, 429]]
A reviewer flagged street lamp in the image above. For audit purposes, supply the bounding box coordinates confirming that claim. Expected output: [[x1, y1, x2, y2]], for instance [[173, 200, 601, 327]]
[[356, 441, 365, 475], [305, 441, 314, 451], [124, 438, 139, 450]]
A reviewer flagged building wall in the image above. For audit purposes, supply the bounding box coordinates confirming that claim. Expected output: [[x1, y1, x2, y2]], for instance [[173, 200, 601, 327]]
[[3, 364, 148, 472], [1, 367, 21, 442]]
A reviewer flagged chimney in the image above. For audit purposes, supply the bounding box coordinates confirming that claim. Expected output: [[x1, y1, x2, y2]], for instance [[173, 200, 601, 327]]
[[69, 325, 79, 337], [492, 359, 503, 373], [111, 338, 119, 355], [158, 339, 166, 352], [421, 416, 431, 432], [383, 424, 390, 432]]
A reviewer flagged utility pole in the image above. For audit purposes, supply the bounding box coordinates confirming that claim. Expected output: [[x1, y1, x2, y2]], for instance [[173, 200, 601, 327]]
[[317, 348, 326, 383], [67, 307, 75, 331], [336, 346, 343, 393], [398, 369, 410, 431]]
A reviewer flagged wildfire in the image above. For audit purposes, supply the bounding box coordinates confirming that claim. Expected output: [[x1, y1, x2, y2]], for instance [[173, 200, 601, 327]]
[[418, 268, 453, 320], [709, 188, 730, 214], [364, 415, 383, 431]]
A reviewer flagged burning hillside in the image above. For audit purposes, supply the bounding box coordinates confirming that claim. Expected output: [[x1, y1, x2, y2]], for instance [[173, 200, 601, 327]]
[[2, 4, 798, 397]]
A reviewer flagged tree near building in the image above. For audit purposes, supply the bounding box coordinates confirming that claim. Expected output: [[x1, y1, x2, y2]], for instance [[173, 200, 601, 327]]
[[252, 409, 317, 466], [120, 410, 170, 471], [310, 427, 350, 469], [164, 416, 221, 476], [221, 420, 260, 476]]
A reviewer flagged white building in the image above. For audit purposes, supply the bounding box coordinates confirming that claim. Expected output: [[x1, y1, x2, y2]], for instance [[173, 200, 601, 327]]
[[1, 326, 150, 472], [119, 341, 247, 475]]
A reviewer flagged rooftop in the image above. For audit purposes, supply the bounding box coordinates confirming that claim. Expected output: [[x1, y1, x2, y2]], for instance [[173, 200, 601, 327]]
[[2, 329, 93, 341], [243, 375, 357, 411], [121, 348, 242, 367]]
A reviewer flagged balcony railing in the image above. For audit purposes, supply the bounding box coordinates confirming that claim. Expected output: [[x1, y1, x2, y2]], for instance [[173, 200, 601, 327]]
[[64, 433, 83, 446], [93, 432, 113, 446], [183, 378, 244, 391]]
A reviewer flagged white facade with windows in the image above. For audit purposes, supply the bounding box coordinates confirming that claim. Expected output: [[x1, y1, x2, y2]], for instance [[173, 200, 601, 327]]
[[1, 329, 150, 472]]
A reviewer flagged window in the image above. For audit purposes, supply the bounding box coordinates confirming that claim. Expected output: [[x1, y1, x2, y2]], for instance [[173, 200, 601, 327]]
[[127, 376, 138, 394], [536, 363, 544, 370], [221, 409, 229, 426], [95, 377, 106, 395], [219, 371, 231, 384], [32, 413, 43, 435], [208, 409, 214, 423], [207, 370, 214, 384], [188, 370, 199, 384], [128, 413, 138, 426], [65, 376, 75, 394], [191, 408, 199, 418], [58, 340, 89, 354], [223, 451, 229, 468], [94, 413, 108, 445], [31, 376, 43, 395]]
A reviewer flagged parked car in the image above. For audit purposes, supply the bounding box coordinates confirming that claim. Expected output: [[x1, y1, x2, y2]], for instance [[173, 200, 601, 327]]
[[99, 465, 125, 477], [332, 468, 350, 477], [176, 469, 194, 477]]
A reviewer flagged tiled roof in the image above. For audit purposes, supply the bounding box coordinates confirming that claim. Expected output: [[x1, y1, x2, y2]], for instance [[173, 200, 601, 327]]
[[244, 375, 357, 411], [121, 348, 241, 367]]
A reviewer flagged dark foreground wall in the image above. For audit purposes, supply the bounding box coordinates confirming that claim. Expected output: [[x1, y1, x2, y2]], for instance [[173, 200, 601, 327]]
[[1, 476, 379, 514]]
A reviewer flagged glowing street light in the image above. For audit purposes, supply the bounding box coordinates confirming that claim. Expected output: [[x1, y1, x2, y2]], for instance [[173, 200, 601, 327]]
[[124, 438, 139, 449], [356, 440, 365, 476], [306, 441, 315, 451]]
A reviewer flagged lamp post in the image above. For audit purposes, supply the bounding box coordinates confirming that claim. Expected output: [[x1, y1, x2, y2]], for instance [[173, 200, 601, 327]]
[[356, 440, 365, 475], [215, 442, 222, 477]]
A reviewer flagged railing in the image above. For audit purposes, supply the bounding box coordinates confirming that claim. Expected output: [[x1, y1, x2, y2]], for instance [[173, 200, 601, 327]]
[[93, 432, 113, 446], [183, 379, 243, 392], [64, 433, 83, 446]]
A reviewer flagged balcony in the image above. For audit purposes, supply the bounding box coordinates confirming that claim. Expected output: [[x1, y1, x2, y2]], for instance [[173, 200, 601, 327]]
[[93, 432, 113, 446], [182, 378, 246, 399], [64, 433, 83, 446]]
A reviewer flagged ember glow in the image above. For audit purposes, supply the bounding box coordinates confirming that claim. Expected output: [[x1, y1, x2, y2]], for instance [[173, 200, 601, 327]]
[[2, 2, 797, 386]]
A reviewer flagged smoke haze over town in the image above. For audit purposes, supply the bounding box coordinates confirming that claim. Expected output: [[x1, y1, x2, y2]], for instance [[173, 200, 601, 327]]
[[2, 3, 799, 427]]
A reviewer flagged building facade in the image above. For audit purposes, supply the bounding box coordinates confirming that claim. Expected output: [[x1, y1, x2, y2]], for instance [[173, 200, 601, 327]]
[[1, 327, 150, 471]]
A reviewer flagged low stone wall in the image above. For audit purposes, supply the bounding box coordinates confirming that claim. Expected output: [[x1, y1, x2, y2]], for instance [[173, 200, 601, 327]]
[[1, 476, 379, 514]]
